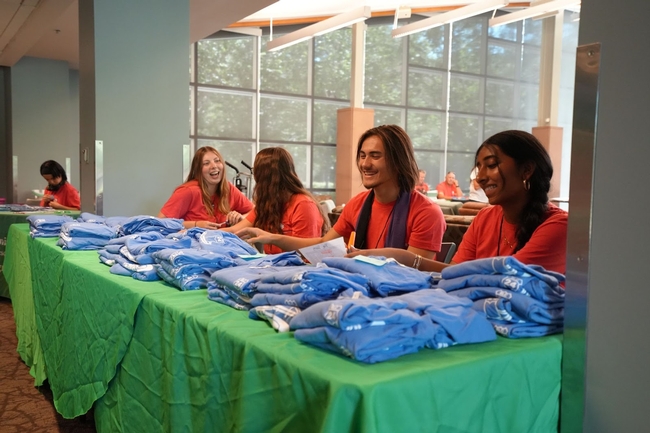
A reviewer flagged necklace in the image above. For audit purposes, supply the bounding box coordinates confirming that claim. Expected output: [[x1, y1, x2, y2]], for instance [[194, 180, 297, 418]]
[[497, 216, 515, 255], [375, 206, 395, 248]]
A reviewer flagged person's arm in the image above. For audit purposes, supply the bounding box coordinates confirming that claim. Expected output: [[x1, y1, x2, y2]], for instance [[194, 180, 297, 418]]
[[347, 247, 453, 272], [157, 211, 222, 230], [236, 226, 341, 251], [49, 201, 79, 211], [453, 180, 464, 198]]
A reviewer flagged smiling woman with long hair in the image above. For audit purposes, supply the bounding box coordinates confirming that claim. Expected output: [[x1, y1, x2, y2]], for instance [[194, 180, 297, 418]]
[[158, 146, 253, 229], [225, 147, 329, 254]]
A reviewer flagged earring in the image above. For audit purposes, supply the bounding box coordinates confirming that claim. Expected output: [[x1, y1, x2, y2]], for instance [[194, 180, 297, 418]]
[[523, 179, 530, 191]]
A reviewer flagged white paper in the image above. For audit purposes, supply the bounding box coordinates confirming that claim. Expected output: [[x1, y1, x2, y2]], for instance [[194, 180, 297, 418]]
[[297, 237, 347, 264]]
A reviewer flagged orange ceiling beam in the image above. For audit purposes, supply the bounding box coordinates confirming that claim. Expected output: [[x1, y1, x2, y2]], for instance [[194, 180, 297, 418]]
[[227, 2, 531, 28]]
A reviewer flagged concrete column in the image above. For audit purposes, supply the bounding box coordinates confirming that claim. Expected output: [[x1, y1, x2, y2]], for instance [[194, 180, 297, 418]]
[[79, 0, 189, 216], [335, 107, 374, 205], [532, 125, 563, 200]]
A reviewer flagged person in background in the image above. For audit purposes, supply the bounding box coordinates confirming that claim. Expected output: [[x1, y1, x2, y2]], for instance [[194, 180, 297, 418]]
[[39, 160, 80, 210], [223, 147, 329, 254], [236, 125, 446, 258], [468, 166, 488, 203], [436, 172, 464, 199], [415, 169, 429, 195], [158, 146, 253, 229], [350, 130, 568, 275]]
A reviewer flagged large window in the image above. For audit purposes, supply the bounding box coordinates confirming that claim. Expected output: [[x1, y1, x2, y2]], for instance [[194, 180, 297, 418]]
[[190, 12, 576, 197]]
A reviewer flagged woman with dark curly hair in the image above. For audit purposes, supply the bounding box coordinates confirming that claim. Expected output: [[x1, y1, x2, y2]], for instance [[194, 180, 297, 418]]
[[224, 147, 329, 254], [351, 130, 568, 275]]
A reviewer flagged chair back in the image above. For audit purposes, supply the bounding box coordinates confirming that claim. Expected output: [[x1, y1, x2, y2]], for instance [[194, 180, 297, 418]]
[[435, 242, 457, 264]]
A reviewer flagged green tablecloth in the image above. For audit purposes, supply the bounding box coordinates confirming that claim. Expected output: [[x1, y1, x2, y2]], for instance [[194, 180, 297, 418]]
[[96, 291, 562, 433], [0, 210, 79, 298], [5, 224, 563, 431]]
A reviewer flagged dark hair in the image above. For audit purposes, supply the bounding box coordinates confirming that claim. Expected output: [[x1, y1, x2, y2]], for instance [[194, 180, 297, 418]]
[[252, 147, 330, 236], [186, 146, 230, 217], [476, 130, 553, 252], [356, 125, 419, 192], [40, 160, 67, 183]]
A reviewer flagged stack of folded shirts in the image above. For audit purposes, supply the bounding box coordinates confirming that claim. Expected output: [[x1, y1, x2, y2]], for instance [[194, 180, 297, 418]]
[[121, 215, 184, 236], [26, 214, 75, 238], [122, 234, 192, 265], [289, 289, 496, 363], [290, 294, 436, 364], [100, 232, 192, 281], [153, 248, 246, 291], [207, 252, 305, 310], [438, 256, 566, 338], [57, 222, 119, 250], [76, 212, 106, 224], [249, 265, 371, 309], [322, 256, 435, 296]]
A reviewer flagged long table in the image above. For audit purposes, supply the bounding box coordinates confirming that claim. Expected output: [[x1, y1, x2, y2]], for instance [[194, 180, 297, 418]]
[[5, 223, 563, 432]]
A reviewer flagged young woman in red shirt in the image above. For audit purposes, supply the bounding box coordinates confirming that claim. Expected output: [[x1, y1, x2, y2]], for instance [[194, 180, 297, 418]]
[[224, 147, 329, 254]]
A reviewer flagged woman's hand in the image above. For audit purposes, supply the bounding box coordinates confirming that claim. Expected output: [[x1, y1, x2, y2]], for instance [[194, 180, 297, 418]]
[[346, 247, 416, 266], [226, 211, 244, 227], [49, 200, 64, 210], [194, 220, 222, 230], [235, 227, 273, 244]]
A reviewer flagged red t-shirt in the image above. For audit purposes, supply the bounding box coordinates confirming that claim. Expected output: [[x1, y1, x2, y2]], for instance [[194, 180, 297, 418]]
[[453, 203, 568, 274], [246, 194, 324, 255], [333, 190, 446, 253], [160, 180, 253, 224], [40, 182, 80, 209], [436, 181, 460, 199]]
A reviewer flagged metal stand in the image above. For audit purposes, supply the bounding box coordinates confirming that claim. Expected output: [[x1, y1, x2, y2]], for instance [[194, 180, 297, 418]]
[[225, 160, 253, 200]]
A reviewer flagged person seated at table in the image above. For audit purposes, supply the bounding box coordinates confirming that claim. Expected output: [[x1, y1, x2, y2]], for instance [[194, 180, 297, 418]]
[[468, 167, 488, 203], [350, 130, 568, 275], [436, 171, 464, 200], [415, 169, 429, 195], [158, 146, 253, 229], [39, 160, 81, 210], [236, 125, 446, 258], [223, 147, 329, 254]]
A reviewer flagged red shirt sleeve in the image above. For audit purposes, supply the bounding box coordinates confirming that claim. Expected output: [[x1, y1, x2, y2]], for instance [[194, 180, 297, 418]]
[[160, 183, 197, 220], [406, 191, 446, 253], [333, 191, 369, 244]]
